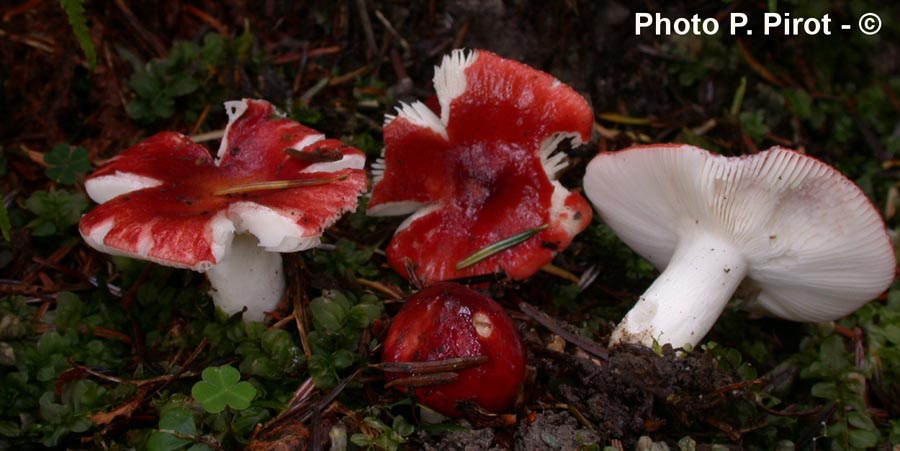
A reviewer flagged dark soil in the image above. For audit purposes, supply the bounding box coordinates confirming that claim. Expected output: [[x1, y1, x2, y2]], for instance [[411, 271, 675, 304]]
[[420, 423, 502, 451], [514, 411, 601, 450], [418, 411, 601, 451], [553, 344, 736, 445]]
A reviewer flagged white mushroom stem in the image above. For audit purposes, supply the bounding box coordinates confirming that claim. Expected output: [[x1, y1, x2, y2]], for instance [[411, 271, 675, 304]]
[[206, 234, 286, 322], [609, 231, 748, 348]]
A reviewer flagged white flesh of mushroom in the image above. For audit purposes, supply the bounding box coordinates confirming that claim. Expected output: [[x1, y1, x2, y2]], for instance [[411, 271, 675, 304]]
[[609, 230, 749, 347], [206, 234, 285, 321], [85, 172, 162, 204]]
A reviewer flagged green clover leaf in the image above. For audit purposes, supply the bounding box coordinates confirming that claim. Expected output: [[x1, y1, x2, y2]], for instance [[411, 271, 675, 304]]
[[147, 407, 204, 451], [191, 365, 257, 413], [44, 144, 91, 185]]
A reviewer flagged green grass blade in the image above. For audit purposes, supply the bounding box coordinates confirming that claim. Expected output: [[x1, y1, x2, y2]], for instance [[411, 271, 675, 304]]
[[456, 224, 548, 270]]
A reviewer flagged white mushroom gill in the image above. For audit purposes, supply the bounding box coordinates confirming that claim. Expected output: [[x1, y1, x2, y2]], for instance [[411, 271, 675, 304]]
[[370, 151, 387, 186], [387, 101, 447, 139], [381, 49, 477, 138], [538, 132, 582, 181], [433, 49, 477, 126]]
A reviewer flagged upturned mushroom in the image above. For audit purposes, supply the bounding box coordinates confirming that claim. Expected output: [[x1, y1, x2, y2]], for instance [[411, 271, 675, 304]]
[[367, 49, 593, 285], [79, 99, 367, 321], [380, 283, 526, 417], [583, 144, 896, 348]]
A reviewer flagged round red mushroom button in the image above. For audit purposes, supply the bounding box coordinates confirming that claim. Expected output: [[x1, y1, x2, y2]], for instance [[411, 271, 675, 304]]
[[381, 283, 527, 417]]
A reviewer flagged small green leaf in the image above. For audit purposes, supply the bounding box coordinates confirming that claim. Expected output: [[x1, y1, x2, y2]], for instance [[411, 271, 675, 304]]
[[331, 349, 355, 369], [456, 224, 549, 270], [810, 381, 838, 400], [848, 428, 879, 448], [739, 110, 769, 143], [783, 88, 813, 120], [308, 354, 337, 388], [310, 295, 349, 333], [129, 70, 160, 99], [847, 411, 875, 430], [150, 95, 176, 119], [200, 33, 227, 67], [53, 292, 85, 332], [191, 365, 257, 413], [347, 303, 382, 329], [350, 433, 373, 447], [883, 324, 900, 345], [164, 76, 200, 97], [25, 189, 88, 237], [392, 415, 415, 438], [44, 144, 91, 185], [59, 0, 96, 70], [148, 407, 199, 451], [0, 420, 19, 438], [0, 196, 10, 242]]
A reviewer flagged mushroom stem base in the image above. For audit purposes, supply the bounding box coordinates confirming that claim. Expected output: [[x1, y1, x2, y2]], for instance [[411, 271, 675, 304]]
[[206, 234, 285, 322], [609, 232, 748, 348]]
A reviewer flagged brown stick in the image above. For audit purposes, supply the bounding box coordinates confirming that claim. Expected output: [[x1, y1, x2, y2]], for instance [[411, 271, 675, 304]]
[[518, 301, 609, 361]]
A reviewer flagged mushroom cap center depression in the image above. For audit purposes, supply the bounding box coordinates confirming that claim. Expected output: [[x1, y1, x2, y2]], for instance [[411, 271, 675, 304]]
[[123, 157, 322, 217]]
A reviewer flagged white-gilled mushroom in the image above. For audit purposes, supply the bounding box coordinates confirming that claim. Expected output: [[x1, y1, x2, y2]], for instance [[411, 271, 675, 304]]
[[79, 99, 367, 321], [583, 144, 896, 348], [367, 49, 594, 285]]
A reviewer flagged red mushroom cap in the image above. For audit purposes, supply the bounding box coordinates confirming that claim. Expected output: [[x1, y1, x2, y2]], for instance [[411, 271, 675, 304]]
[[368, 49, 593, 285], [381, 283, 526, 417], [79, 99, 367, 270]]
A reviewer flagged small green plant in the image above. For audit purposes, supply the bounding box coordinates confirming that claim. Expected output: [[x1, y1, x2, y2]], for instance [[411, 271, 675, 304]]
[[665, 35, 737, 87], [702, 341, 758, 381], [312, 238, 381, 279], [584, 223, 655, 283], [124, 31, 254, 124], [199, 310, 305, 378], [739, 110, 770, 143], [24, 189, 87, 237], [307, 290, 383, 387], [191, 365, 257, 414], [350, 413, 415, 451], [147, 406, 213, 451], [36, 379, 107, 447], [800, 331, 880, 449], [44, 143, 91, 185], [58, 0, 96, 70], [125, 40, 204, 123]]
